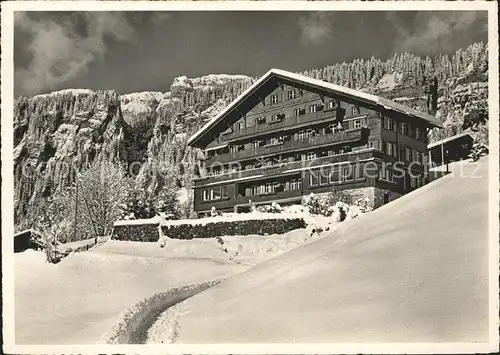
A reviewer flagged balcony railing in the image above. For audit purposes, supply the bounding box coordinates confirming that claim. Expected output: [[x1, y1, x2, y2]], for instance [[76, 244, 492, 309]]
[[205, 127, 368, 165], [194, 148, 385, 187], [235, 189, 302, 206], [219, 109, 341, 142]]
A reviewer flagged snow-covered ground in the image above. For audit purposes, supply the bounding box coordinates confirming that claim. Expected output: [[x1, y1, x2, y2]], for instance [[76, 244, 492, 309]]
[[148, 158, 490, 343], [14, 244, 245, 344], [15, 209, 338, 344]]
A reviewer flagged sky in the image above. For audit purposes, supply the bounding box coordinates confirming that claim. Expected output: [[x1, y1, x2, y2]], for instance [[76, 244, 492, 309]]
[[14, 11, 488, 97]]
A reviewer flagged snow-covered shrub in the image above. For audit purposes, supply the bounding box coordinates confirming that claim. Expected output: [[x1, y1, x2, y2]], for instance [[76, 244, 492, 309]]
[[248, 199, 257, 212], [256, 202, 282, 213], [330, 201, 350, 222], [469, 141, 488, 162], [303, 188, 352, 217], [354, 197, 373, 213], [210, 206, 222, 217]]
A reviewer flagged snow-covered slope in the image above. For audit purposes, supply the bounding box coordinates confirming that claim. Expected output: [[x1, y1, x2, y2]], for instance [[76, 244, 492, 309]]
[[14, 246, 247, 344], [156, 158, 490, 343]]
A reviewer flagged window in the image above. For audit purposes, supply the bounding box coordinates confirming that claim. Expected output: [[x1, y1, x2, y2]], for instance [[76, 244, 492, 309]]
[[288, 90, 297, 100], [415, 127, 421, 140], [410, 176, 417, 189], [221, 186, 228, 198], [352, 106, 360, 115], [385, 141, 393, 156], [306, 151, 316, 160], [412, 150, 423, 164], [320, 171, 329, 185], [298, 130, 306, 140], [342, 166, 353, 181], [202, 186, 228, 202], [379, 165, 393, 182], [238, 121, 245, 130], [368, 141, 378, 149], [252, 140, 264, 148], [270, 94, 278, 104], [354, 164, 362, 180], [384, 141, 397, 158], [405, 147, 412, 161], [327, 100, 337, 109], [384, 116, 393, 131], [408, 123, 413, 137], [290, 179, 297, 191], [265, 183, 273, 194], [415, 151, 422, 164], [309, 173, 319, 186], [293, 108, 301, 116], [401, 122, 408, 135], [416, 175, 423, 188], [271, 113, 284, 122], [329, 169, 337, 183], [309, 104, 317, 113], [329, 122, 343, 133], [297, 178, 302, 190], [256, 116, 266, 125], [353, 119, 362, 129], [270, 136, 284, 145]]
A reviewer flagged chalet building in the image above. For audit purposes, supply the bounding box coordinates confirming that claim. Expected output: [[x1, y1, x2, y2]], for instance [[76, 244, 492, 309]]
[[427, 132, 476, 167], [187, 69, 442, 215]]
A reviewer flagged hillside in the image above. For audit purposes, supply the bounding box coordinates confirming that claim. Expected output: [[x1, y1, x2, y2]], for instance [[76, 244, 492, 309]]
[[149, 157, 490, 343], [13, 42, 489, 240]]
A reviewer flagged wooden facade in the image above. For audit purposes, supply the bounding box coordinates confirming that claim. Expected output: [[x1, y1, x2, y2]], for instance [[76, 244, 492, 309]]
[[427, 132, 475, 167], [188, 69, 442, 215]]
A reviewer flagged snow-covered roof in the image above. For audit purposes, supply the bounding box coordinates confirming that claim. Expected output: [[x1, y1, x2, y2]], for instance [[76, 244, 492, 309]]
[[14, 229, 41, 238], [114, 216, 164, 226], [188, 68, 442, 147], [205, 143, 229, 152], [427, 132, 473, 149]]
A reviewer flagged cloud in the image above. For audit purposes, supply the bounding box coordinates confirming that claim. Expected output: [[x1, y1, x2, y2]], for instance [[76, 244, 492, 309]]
[[14, 12, 169, 96], [388, 11, 488, 54], [298, 12, 334, 44]]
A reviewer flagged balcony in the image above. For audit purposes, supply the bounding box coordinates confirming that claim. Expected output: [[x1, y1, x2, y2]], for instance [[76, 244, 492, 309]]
[[220, 109, 342, 142], [235, 189, 302, 206], [206, 127, 369, 165], [194, 148, 385, 187]]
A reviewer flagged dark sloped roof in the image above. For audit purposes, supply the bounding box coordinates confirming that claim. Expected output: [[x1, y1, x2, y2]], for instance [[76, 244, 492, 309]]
[[188, 68, 442, 146]]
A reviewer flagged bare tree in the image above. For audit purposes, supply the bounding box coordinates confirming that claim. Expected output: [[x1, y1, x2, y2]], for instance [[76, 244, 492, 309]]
[[75, 159, 130, 238]]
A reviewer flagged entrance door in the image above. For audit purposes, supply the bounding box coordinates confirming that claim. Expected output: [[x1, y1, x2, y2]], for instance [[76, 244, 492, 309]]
[[383, 193, 390, 204]]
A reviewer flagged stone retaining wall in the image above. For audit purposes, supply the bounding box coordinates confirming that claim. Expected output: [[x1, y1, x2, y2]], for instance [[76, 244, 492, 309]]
[[111, 222, 160, 242], [161, 218, 307, 240]]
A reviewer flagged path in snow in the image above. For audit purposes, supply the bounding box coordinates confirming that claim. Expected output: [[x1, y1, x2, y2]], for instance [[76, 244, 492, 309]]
[[149, 158, 490, 343], [15, 216, 336, 344]]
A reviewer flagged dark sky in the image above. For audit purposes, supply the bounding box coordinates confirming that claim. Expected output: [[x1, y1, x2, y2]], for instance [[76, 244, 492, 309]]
[[14, 11, 488, 97]]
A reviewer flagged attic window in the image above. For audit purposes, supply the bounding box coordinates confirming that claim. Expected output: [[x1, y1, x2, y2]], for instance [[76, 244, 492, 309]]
[[288, 90, 297, 100], [271, 94, 279, 104], [256, 117, 266, 125], [352, 106, 360, 115], [327, 101, 337, 109]]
